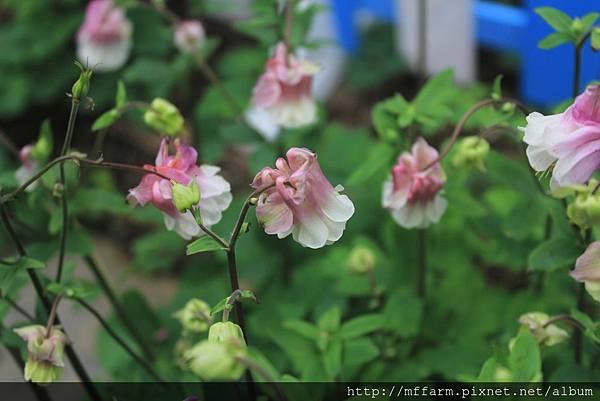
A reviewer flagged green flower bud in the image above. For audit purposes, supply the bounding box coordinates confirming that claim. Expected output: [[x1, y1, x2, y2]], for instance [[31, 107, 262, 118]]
[[208, 321, 247, 347], [567, 190, 600, 229], [171, 180, 201, 213], [173, 298, 212, 334], [185, 340, 246, 380], [144, 98, 184, 136], [517, 312, 569, 347], [71, 63, 93, 100], [571, 18, 584, 36], [13, 325, 68, 384], [30, 120, 53, 162], [24, 359, 62, 385], [452, 136, 490, 172], [347, 245, 376, 274]]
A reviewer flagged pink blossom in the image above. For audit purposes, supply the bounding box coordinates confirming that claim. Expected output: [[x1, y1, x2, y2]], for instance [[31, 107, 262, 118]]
[[523, 84, 600, 191], [251, 148, 354, 249], [128, 139, 232, 239], [382, 138, 447, 229], [245, 43, 319, 141], [174, 20, 206, 53], [570, 241, 600, 302], [77, 0, 133, 72], [15, 145, 38, 191]]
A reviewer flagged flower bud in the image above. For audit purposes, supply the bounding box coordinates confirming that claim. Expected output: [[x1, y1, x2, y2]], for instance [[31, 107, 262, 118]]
[[144, 98, 184, 136], [571, 18, 584, 36], [173, 298, 212, 334], [571, 242, 600, 302], [208, 321, 247, 347], [517, 312, 569, 347], [71, 63, 93, 100], [171, 180, 201, 213], [185, 340, 246, 380], [452, 136, 490, 172], [567, 190, 600, 229], [347, 245, 376, 274], [14, 325, 68, 384], [174, 20, 206, 54]]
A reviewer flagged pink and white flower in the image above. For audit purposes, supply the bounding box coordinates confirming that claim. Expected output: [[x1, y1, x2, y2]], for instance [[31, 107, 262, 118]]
[[523, 84, 600, 191], [16, 145, 38, 191], [252, 148, 354, 249], [571, 241, 600, 302], [76, 0, 133, 72], [382, 138, 447, 229], [174, 20, 206, 54], [246, 43, 320, 141], [128, 139, 232, 239]]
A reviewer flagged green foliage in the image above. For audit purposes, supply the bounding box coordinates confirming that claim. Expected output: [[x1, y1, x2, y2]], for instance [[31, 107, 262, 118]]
[[536, 7, 599, 49]]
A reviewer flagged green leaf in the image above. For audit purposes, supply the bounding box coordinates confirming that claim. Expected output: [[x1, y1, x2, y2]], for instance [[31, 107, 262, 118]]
[[538, 31, 572, 49], [413, 69, 454, 110], [0, 257, 44, 295], [186, 235, 228, 255], [592, 27, 600, 51], [46, 280, 97, 299], [115, 80, 126, 107], [283, 319, 321, 342], [581, 12, 600, 33], [347, 142, 395, 186], [571, 309, 600, 344], [339, 314, 385, 339], [92, 109, 120, 131], [535, 7, 573, 32], [210, 290, 258, 316], [509, 330, 541, 382], [491, 74, 503, 100], [323, 339, 342, 379], [317, 307, 341, 333], [343, 337, 380, 366], [528, 236, 584, 272], [383, 292, 423, 337]]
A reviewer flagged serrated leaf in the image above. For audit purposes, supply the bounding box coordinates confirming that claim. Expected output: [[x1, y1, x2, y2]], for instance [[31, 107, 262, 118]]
[[92, 109, 120, 131], [186, 236, 227, 255], [535, 7, 573, 32], [339, 314, 385, 339], [538, 31, 572, 49], [528, 236, 583, 272], [115, 80, 126, 107]]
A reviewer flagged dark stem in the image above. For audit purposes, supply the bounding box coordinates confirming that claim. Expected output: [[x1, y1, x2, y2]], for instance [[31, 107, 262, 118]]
[[45, 293, 64, 338], [83, 255, 155, 361], [573, 41, 584, 98], [575, 283, 585, 365], [543, 314, 585, 331], [2, 295, 35, 322], [76, 298, 167, 384], [222, 289, 243, 322], [192, 209, 230, 249], [56, 99, 80, 283], [0, 203, 102, 401], [417, 229, 427, 298], [236, 356, 289, 401]]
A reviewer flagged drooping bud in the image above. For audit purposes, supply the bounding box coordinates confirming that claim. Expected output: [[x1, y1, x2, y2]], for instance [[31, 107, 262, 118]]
[[452, 136, 490, 171], [14, 325, 69, 384], [208, 321, 247, 347], [566, 182, 600, 229], [517, 312, 569, 347], [571, 242, 600, 302], [185, 340, 246, 380], [171, 180, 201, 213], [174, 20, 206, 54], [71, 62, 93, 100], [143, 98, 184, 136], [347, 245, 376, 274], [173, 298, 212, 334]]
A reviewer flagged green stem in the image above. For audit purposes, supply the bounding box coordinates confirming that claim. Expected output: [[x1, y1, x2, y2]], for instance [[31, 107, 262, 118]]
[[76, 298, 167, 384], [45, 293, 64, 338], [575, 283, 585, 365], [84, 255, 155, 361], [2, 295, 35, 322]]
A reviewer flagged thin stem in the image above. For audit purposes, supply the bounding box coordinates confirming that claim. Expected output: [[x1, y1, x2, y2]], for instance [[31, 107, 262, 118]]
[[0, 128, 19, 157], [1, 155, 170, 203], [572, 32, 590, 99], [575, 283, 585, 365], [0, 203, 102, 401], [424, 98, 529, 170], [56, 99, 80, 283], [236, 356, 289, 401], [76, 298, 167, 384], [543, 314, 585, 331], [417, 229, 427, 298], [222, 289, 243, 322], [191, 209, 230, 249], [2, 295, 35, 322], [84, 255, 155, 361], [45, 293, 64, 338]]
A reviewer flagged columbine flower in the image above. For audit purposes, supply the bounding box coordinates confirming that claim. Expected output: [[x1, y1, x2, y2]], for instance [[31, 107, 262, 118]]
[[382, 138, 447, 229], [571, 241, 600, 302], [16, 146, 38, 191], [185, 340, 246, 381], [245, 43, 320, 141], [252, 147, 354, 249], [14, 325, 68, 384], [174, 20, 206, 54], [127, 139, 232, 239], [522, 85, 600, 192], [76, 0, 133, 72], [517, 312, 569, 347]]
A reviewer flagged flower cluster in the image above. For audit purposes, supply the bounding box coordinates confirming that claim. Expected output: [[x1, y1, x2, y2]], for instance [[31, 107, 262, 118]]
[[252, 147, 355, 249], [246, 43, 320, 141], [523, 85, 600, 192], [77, 0, 133, 72], [128, 139, 232, 239], [382, 138, 447, 229]]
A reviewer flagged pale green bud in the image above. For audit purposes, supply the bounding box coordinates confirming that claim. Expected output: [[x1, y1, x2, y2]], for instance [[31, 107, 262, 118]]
[[24, 359, 62, 385], [571, 18, 584, 36], [347, 245, 376, 274], [144, 98, 184, 136], [71, 63, 93, 100], [208, 321, 247, 347], [185, 340, 246, 380], [14, 325, 68, 384], [518, 312, 569, 347], [452, 136, 490, 172], [171, 180, 200, 213], [567, 191, 600, 229], [173, 298, 212, 334], [585, 281, 600, 303]]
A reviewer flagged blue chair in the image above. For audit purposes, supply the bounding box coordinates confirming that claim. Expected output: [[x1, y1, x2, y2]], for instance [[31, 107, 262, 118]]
[[331, 0, 600, 106]]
